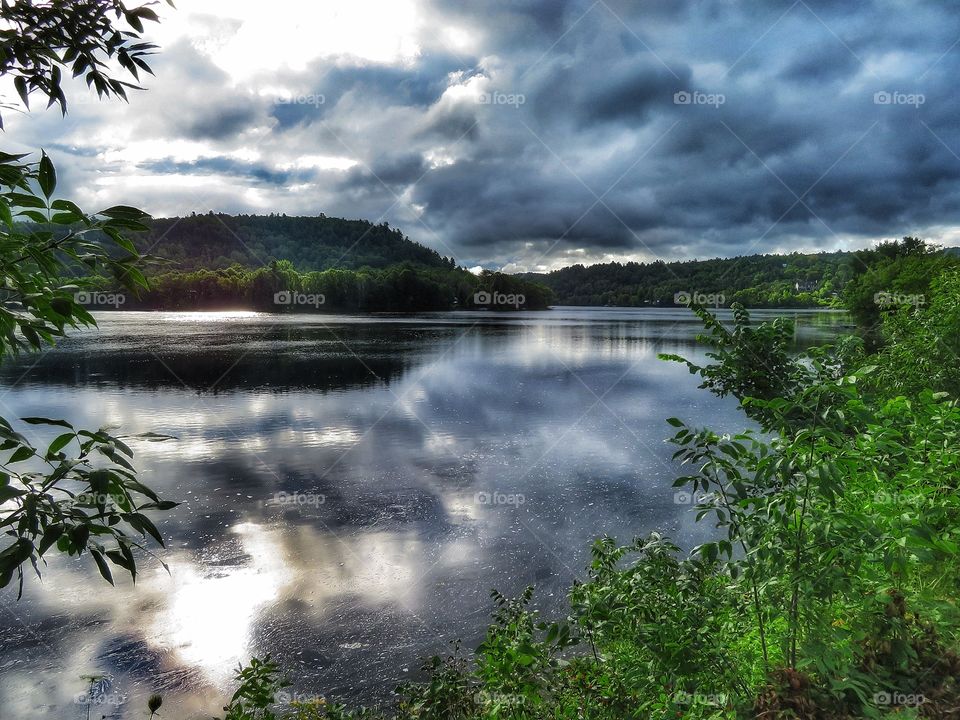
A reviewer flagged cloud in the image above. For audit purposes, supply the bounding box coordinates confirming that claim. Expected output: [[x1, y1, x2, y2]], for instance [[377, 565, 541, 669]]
[[12, 0, 960, 269]]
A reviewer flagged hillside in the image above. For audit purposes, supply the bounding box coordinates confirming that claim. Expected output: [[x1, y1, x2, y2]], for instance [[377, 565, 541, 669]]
[[521, 251, 851, 307], [137, 213, 455, 272], [526, 245, 960, 307]]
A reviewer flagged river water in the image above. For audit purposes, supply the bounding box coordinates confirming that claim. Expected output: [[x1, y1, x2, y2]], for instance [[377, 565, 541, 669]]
[[0, 307, 848, 718]]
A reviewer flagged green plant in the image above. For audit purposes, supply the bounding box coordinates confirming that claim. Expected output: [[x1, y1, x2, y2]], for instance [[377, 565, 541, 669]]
[[0, 0, 177, 594], [223, 656, 291, 720]]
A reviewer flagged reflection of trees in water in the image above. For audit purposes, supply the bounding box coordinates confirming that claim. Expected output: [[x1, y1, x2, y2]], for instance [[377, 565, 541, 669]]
[[0, 351, 412, 393]]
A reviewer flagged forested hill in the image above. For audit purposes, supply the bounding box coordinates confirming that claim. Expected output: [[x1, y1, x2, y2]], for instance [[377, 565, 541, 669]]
[[138, 213, 455, 271], [524, 250, 855, 307]]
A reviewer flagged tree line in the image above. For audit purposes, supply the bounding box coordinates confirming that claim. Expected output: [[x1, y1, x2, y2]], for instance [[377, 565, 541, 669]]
[[104, 261, 554, 312], [525, 247, 957, 308]]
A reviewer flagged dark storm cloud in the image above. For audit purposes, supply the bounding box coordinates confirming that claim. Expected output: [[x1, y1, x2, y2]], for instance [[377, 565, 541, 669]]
[[271, 54, 476, 131], [417, 104, 480, 141], [339, 153, 430, 192], [575, 63, 689, 126], [424, 0, 577, 44], [35, 0, 960, 268], [175, 103, 259, 140], [398, 0, 960, 266], [138, 157, 301, 185], [781, 41, 860, 84]]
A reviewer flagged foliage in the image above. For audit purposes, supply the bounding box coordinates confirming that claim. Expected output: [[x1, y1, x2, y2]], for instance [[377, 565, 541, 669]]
[[527, 241, 960, 310], [126, 212, 456, 272], [223, 656, 291, 720], [0, 413, 174, 596], [870, 269, 960, 398], [0, 0, 169, 127], [525, 249, 860, 308], [0, 151, 151, 354], [0, 0, 175, 593], [84, 260, 554, 312], [843, 237, 957, 346]]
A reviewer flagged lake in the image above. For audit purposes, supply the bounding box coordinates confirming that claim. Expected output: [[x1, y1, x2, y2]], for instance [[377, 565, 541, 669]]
[[0, 307, 848, 718]]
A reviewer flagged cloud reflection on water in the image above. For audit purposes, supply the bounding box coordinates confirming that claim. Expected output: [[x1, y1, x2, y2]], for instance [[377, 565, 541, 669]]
[[0, 309, 847, 717]]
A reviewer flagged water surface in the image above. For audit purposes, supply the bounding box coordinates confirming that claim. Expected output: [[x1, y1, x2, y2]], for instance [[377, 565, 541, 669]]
[[0, 307, 848, 718]]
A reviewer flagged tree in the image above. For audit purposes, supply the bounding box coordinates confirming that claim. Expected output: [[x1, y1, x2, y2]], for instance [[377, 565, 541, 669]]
[[0, 0, 170, 126], [0, 0, 175, 595]]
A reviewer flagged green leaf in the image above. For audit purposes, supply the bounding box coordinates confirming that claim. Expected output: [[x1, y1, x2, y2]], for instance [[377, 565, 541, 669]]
[[8, 446, 34, 463], [38, 525, 64, 556], [22, 417, 74, 429], [38, 152, 56, 199], [7, 192, 47, 209], [99, 205, 149, 220], [49, 298, 73, 318], [0, 198, 12, 228], [0, 485, 26, 503], [47, 433, 75, 456], [90, 548, 114, 585], [13, 76, 29, 108]]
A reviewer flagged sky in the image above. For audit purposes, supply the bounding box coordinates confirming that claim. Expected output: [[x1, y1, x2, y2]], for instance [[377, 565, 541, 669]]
[[6, 0, 960, 271]]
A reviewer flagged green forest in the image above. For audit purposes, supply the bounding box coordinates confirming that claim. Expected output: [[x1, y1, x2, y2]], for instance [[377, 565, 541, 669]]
[[117, 261, 554, 312], [138, 213, 456, 271], [65, 212, 554, 311], [527, 245, 960, 308]]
